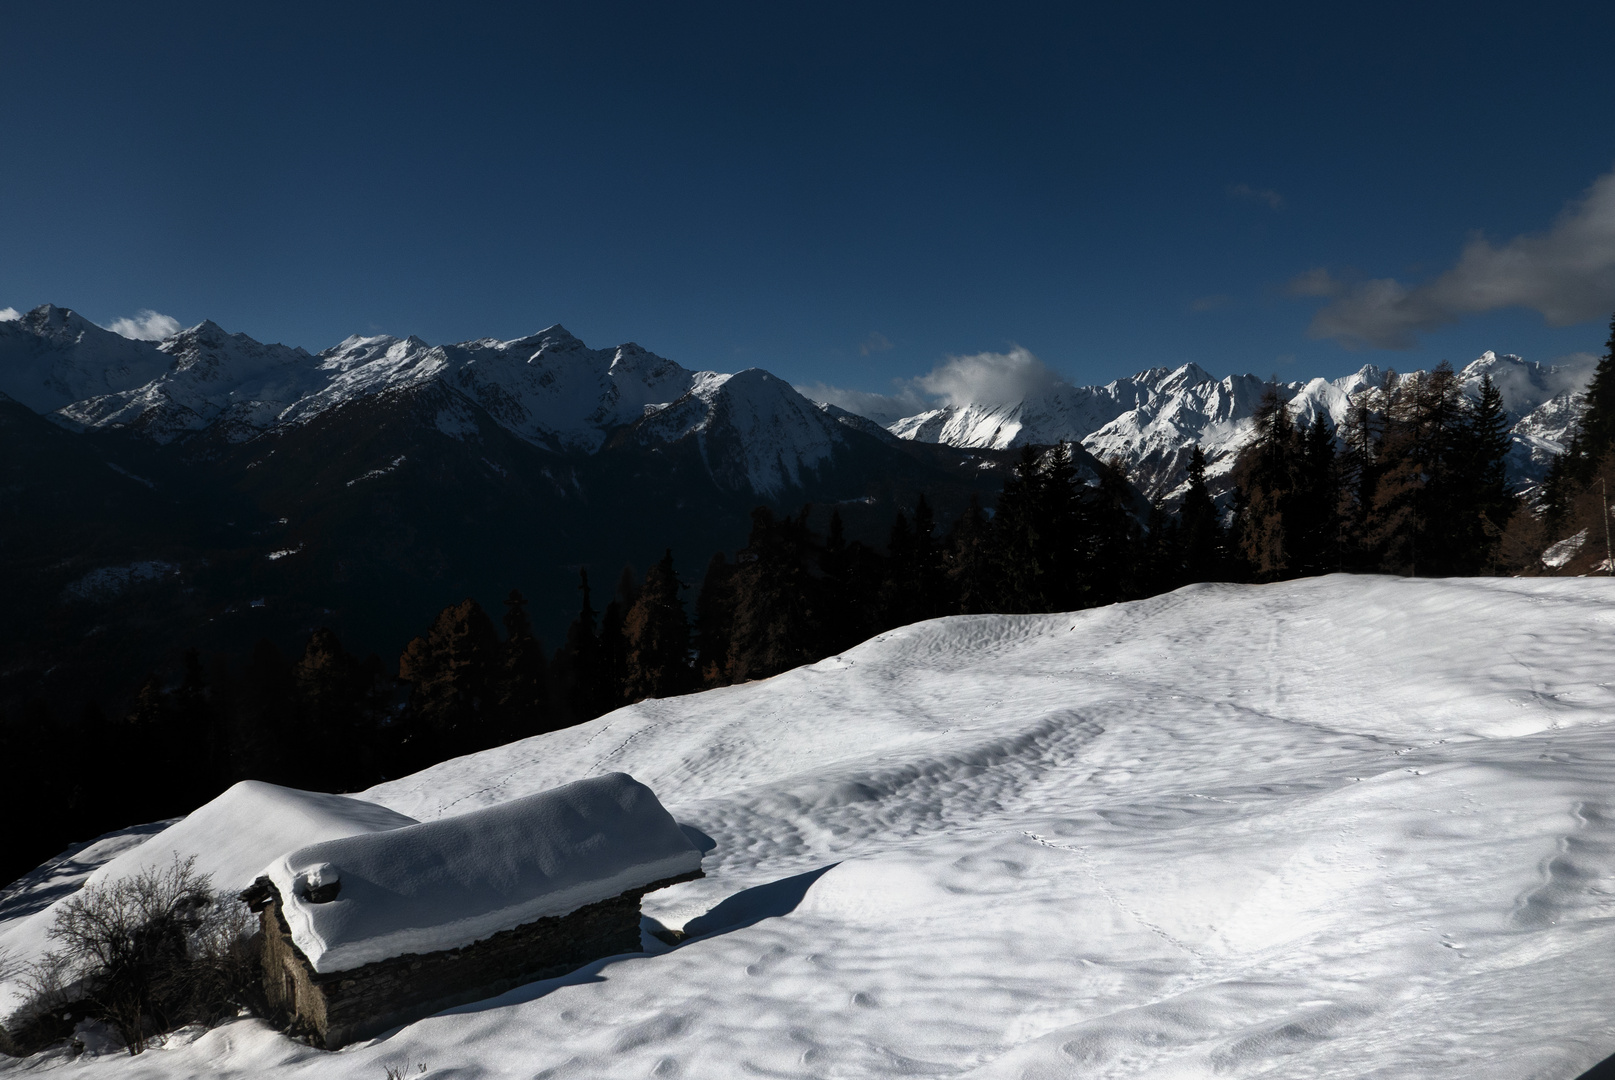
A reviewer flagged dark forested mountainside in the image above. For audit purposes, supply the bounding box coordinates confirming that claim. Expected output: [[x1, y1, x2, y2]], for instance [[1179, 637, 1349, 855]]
[[0, 375, 1033, 727]]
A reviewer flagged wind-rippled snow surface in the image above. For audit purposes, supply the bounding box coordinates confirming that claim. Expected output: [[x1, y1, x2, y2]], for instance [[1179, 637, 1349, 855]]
[[7, 576, 1615, 1079]]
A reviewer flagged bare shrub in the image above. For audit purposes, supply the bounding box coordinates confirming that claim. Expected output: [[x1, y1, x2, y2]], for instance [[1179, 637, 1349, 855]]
[[6, 856, 254, 1055]]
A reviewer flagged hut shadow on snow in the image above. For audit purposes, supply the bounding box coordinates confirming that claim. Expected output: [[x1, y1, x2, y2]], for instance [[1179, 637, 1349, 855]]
[[679, 862, 839, 939], [424, 862, 840, 1026]]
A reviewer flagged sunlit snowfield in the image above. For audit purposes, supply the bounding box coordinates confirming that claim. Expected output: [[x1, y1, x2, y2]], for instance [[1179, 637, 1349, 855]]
[[5, 575, 1615, 1079]]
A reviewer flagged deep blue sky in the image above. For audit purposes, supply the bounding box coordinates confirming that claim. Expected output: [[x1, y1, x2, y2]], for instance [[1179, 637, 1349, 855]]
[[4, 2, 1614, 401]]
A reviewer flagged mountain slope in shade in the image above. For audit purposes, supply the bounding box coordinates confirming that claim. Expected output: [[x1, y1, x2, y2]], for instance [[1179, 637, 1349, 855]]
[[0, 314, 1021, 718], [887, 352, 1596, 503]]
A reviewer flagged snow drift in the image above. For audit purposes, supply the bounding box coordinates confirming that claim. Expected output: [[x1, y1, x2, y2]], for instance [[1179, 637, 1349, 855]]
[[4, 575, 1615, 1078]]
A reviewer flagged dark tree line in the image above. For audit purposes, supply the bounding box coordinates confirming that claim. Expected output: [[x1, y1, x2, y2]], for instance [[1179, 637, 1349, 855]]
[[1533, 315, 1615, 567], [1229, 364, 1516, 580]]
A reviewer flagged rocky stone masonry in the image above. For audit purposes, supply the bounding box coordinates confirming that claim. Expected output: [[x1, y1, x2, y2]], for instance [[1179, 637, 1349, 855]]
[[242, 868, 703, 1049]]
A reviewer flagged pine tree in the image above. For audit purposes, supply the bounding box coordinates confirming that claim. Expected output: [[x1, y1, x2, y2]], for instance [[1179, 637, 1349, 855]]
[[1289, 415, 1340, 575], [1231, 387, 1298, 580], [945, 496, 996, 613], [622, 551, 693, 702], [594, 565, 638, 714], [992, 443, 1086, 612], [555, 569, 604, 720], [1448, 372, 1515, 572], [1179, 444, 1223, 582], [1140, 498, 1182, 594], [694, 553, 736, 686], [495, 590, 551, 739], [1092, 457, 1144, 605], [1367, 364, 1465, 574], [1569, 314, 1615, 480], [726, 506, 821, 681]]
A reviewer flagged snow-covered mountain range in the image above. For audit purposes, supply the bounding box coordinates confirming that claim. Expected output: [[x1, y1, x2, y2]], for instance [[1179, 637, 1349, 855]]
[[1, 307, 875, 498], [3, 303, 1591, 505], [881, 353, 1595, 503]]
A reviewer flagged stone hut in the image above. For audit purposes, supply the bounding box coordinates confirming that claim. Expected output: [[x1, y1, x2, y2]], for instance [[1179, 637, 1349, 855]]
[[240, 772, 704, 1049]]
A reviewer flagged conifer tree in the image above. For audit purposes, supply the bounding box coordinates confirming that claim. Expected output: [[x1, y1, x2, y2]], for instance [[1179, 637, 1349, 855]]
[[1448, 372, 1515, 571], [1567, 314, 1615, 481], [993, 443, 1085, 612], [1289, 416, 1341, 575], [594, 566, 638, 714], [495, 589, 551, 739], [555, 569, 604, 721], [1179, 444, 1223, 581], [694, 553, 736, 686], [726, 506, 820, 681], [1231, 387, 1298, 580], [622, 551, 693, 702], [228, 639, 297, 784], [945, 496, 996, 613], [1085, 457, 1142, 605], [1140, 498, 1182, 594], [1367, 364, 1465, 574]]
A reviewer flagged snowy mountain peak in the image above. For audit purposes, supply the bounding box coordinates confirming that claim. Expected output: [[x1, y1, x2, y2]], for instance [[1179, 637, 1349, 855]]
[[16, 303, 103, 343], [881, 351, 1595, 504], [501, 324, 583, 354], [0, 304, 171, 412], [632, 367, 849, 496]]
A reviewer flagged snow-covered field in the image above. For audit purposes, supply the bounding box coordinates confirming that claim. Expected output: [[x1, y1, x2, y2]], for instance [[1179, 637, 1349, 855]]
[[5, 575, 1615, 1079]]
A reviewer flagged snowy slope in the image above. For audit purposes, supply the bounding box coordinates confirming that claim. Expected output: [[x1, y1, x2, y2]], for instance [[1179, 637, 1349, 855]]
[[5, 575, 1615, 1078], [0, 306, 171, 413], [888, 353, 1596, 503], [60, 321, 321, 444], [632, 369, 848, 496]]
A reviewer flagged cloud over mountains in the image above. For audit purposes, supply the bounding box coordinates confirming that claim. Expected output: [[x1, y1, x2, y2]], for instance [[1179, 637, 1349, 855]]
[[798, 346, 1061, 424], [107, 310, 182, 341], [1301, 167, 1615, 349]]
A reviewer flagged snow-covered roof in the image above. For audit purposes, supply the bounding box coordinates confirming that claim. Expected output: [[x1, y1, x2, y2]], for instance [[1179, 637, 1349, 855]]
[[263, 772, 703, 973]]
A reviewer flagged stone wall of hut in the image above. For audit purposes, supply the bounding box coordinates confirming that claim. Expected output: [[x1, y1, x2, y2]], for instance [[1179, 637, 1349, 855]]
[[247, 870, 701, 1049]]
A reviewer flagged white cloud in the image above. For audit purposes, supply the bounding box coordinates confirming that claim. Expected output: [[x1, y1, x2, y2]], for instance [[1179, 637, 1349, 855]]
[[1229, 183, 1284, 210], [0, 307, 20, 322], [909, 346, 1059, 407], [799, 345, 1062, 424], [1306, 168, 1615, 349], [107, 309, 182, 341]]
